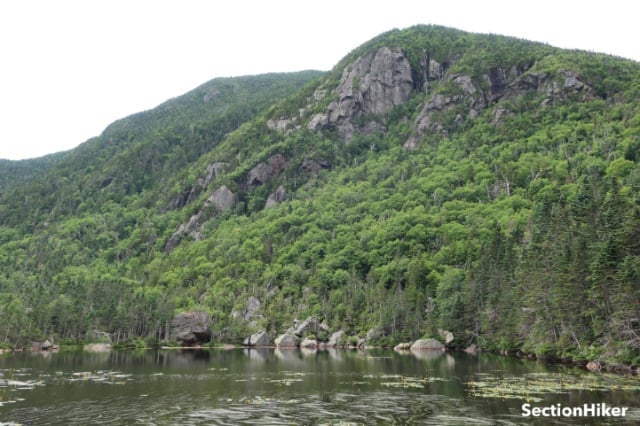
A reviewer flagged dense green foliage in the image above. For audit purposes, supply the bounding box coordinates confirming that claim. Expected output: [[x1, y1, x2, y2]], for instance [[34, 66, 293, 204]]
[[0, 152, 69, 192], [0, 26, 638, 366]]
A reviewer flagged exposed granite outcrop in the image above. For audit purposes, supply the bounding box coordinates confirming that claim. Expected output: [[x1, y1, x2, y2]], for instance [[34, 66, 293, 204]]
[[410, 338, 445, 351], [403, 65, 595, 150], [166, 162, 228, 211], [247, 154, 288, 187], [308, 46, 413, 141], [301, 159, 331, 175], [170, 311, 212, 346], [243, 331, 270, 347], [265, 186, 287, 209], [275, 333, 300, 348], [164, 185, 237, 252]]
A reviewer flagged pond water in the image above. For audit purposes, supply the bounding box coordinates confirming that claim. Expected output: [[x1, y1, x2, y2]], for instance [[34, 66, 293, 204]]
[[0, 348, 638, 425]]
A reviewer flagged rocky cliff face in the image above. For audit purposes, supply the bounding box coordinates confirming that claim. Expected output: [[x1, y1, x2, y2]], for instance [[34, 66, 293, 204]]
[[165, 162, 228, 211], [164, 185, 237, 252], [305, 45, 596, 150], [404, 66, 595, 149], [166, 38, 599, 253], [170, 311, 212, 346], [247, 154, 288, 187], [308, 47, 413, 140]]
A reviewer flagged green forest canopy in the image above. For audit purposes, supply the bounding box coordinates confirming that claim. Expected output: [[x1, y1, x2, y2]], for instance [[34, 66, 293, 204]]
[[0, 25, 639, 366]]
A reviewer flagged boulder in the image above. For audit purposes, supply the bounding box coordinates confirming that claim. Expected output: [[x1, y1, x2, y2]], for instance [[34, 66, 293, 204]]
[[365, 327, 382, 343], [410, 338, 445, 351], [265, 186, 287, 209], [394, 342, 412, 351], [464, 344, 478, 354], [208, 185, 236, 212], [586, 361, 601, 371], [41, 340, 53, 350], [291, 316, 320, 337], [301, 159, 331, 175], [170, 311, 212, 346], [247, 154, 288, 186], [243, 331, 270, 347], [437, 329, 454, 346], [84, 343, 112, 352], [327, 330, 345, 347], [275, 333, 300, 348], [300, 337, 318, 349]]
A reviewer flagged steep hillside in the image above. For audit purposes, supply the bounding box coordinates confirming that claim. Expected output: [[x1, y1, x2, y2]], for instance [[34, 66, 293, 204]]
[[1, 25, 639, 366], [0, 71, 321, 228], [0, 152, 69, 192]]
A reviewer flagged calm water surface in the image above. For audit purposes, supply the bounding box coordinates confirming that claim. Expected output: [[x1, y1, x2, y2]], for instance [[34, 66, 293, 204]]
[[1, 348, 638, 425]]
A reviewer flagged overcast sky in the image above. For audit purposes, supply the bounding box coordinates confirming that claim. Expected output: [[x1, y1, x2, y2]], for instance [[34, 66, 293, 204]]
[[1, 0, 638, 160]]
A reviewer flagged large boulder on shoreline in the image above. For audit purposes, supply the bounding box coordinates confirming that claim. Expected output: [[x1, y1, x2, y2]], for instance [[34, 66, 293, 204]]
[[327, 330, 345, 347], [300, 337, 318, 349], [275, 333, 300, 348], [243, 331, 270, 347], [170, 311, 212, 346], [33, 339, 60, 352], [464, 344, 478, 354], [438, 329, 454, 346], [290, 316, 321, 337], [410, 338, 445, 351], [394, 342, 412, 351], [84, 343, 112, 352], [586, 361, 601, 371]]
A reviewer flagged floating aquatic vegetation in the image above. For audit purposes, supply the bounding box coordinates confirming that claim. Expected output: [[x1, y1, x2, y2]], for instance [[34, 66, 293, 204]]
[[265, 377, 304, 386], [234, 377, 258, 382], [362, 373, 450, 389], [364, 373, 401, 380], [467, 371, 640, 402], [284, 371, 308, 376], [1, 378, 44, 390], [65, 370, 133, 385], [381, 379, 425, 389]]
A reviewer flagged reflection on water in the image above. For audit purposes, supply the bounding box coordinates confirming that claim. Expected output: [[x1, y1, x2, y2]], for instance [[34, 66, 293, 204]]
[[0, 348, 638, 425]]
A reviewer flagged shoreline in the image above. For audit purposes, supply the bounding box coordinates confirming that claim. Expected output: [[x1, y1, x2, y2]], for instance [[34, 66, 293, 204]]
[[2, 344, 636, 376]]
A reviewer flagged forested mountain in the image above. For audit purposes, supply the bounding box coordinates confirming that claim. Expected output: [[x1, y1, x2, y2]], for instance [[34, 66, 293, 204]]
[[1, 25, 639, 367], [0, 152, 69, 192]]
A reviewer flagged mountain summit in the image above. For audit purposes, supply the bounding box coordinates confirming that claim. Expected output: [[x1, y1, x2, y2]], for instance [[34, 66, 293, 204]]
[[1, 25, 639, 366]]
